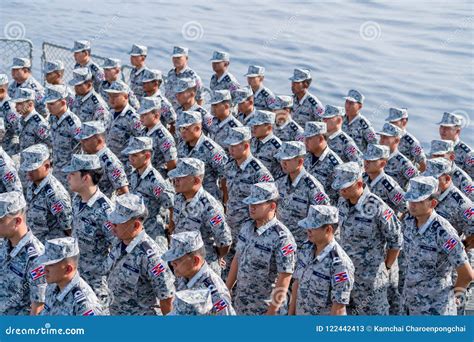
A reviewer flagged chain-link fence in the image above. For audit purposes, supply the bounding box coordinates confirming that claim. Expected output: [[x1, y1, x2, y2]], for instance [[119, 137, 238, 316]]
[[0, 38, 33, 74], [41, 41, 134, 85]]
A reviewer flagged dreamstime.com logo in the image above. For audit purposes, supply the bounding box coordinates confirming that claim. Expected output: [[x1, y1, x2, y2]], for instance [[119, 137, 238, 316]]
[[4, 322, 85, 336]]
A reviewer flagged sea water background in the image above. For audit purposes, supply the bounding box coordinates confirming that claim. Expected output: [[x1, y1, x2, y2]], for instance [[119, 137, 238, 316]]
[[1, 0, 473, 147]]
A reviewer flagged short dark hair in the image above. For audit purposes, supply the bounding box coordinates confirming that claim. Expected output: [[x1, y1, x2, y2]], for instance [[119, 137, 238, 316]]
[[189, 246, 206, 259], [80, 168, 104, 185]]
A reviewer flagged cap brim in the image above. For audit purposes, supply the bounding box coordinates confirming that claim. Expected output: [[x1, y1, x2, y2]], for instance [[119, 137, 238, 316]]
[[121, 147, 144, 155], [376, 131, 396, 137], [68, 79, 86, 86], [243, 197, 268, 205], [11, 65, 29, 70], [161, 249, 183, 262], [104, 89, 127, 94], [108, 211, 130, 224], [223, 138, 244, 146], [404, 191, 431, 202], [167, 168, 189, 179], [11, 97, 31, 103], [61, 165, 78, 173], [344, 96, 359, 103], [44, 97, 62, 104], [37, 254, 63, 266], [298, 218, 322, 229], [210, 59, 225, 62], [437, 122, 458, 127], [245, 73, 262, 77], [363, 155, 381, 161], [20, 161, 43, 172], [331, 178, 358, 191], [172, 53, 187, 57], [289, 77, 307, 82]]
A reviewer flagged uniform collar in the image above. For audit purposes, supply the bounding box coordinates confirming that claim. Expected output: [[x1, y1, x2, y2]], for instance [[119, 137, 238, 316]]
[[388, 149, 399, 160], [369, 171, 386, 188], [96, 146, 108, 157], [125, 230, 146, 254], [355, 186, 372, 212], [346, 112, 361, 125], [260, 133, 275, 144], [417, 210, 438, 235], [255, 216, 278, 236], [438, 183, 455, 202], [291, 168, 307, 187], [56, 271, 81, 302], [34, 174, 52, 195], [146, 121, 165, 136], [56, 110, 73, 126], [9, 230, 34, 258], [186, 262, 209, 288], [112, 103, 131, 117], [276, 118, 291, 129], [297, 92, 309, 105], [186, 186, 205, 207], [80, 90, 94, 103], [218, 115, 233, 128], [175, 66, 190, 75], [85, 188, 103, 207], [193, 133, 206, 150], [316, 239, 336, 262], [240, 154, 254, 170], [318, 146, 330, 162], [0, 97, 11, 107], [217, 71, 229, 83], [328, 129, 342, 140], [23, 110, 38, 123], [135, 66, 146, 75], [140, 163, 154, 179], [253, 85, 264, 98]]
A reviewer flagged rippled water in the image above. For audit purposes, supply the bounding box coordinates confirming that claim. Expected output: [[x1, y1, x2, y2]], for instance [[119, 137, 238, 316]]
[[1, 0, 473, 145]]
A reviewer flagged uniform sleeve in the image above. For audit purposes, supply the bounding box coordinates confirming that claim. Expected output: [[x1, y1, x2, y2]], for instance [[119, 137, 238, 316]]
[[48, 189, 73, 231], [194, 74, 204, 101], [107, 159, 129, 189], [206, 203, 232, 248], [330, 261, 353, 305], [130, 113, 144, 137], [35, 122, 51, 147], [363, 124, 378, 146], [307, 180, 331, 206], [388, 183, 408, 214], [293, 249, 307, 281], [401, 160, 419, 184], [343, 142, 363, 166], [158, 135, 178, 162], [378, 205, 403, 250], [27, 259, 47, 304], [410, 140, 427, 165], [255, 167, 274, 183], [209, 146, 228, 179], [275, 232, 297, 274], [151, 178, 175, 209], [1, 168, 22, 193], [145, 254, 175, 300], [73, 290, 103, 316], [128, 91, 141, 111], [457, 202, 474, 236], [437, 227, 469, 268], [94, 104, 111, 127], [160, 98, 177, 125], [235, 224, 250, 255]]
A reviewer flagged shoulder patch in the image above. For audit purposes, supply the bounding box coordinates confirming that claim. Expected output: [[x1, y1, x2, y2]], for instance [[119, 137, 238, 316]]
[[249, 159, 261, 171], [140, 240, 157, 259], [25, 243, 39, 259], [228, 120, 238, 128], [328, 154, 340, 166], [203, 140, 215, 151], [72, 287, 86, 303], [32, 114, 41, 123], [381, 179, 394, 192], [359, 119, 369, 130], [91, 94, 99, 105], [450, 191, 464, 204], [65, 116, 75, 127], [270, 138, 281, 149], [403, 134, 414, 145], [303, 176, 316, 190], [459, 143, 471, 153], [338, 134, 348, 144], [308, 97, 317, 106]]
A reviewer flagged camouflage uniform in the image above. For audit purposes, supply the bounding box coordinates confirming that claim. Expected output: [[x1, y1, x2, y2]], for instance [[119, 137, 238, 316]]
[[398, 131, 426, 167], [165, 68, 203, 109], [129, 164, 174, 247], [0, 96, 20, 156], [334, 165, 403, 315], [95, 147, 129, 197], [327, 130, 363, 167], [25, 174, 72, 242], [385, 150, 418, 189], [253, 86, 277, 110], [170, 289, 213, 315], [177, 134, 228, 199], [234, 217, 296, 315], [71, 189, 115, 302], [0, 230, 46, 315], [209, 72, 240, 97], [451, 163, 474, 201], [73, 61, 105, 93], [0, 147, 22, 193], [49, 110, 81, 184], [289, 68, 324, 125], [143, 121, 177, 176], [294, 240, 354, 315], [172, 186, 232, 275], [176, 103, 213, 136], [18, 111, 51, 151], [99, 81, 140, 110], [363, 172, 407, 214], [129, 66, 147, 101], [8, 73, 46, 117], [402, 211, 468, 315], [42, 272, 104, 316], [250, 135, 282, 178], [147, 90, 177, 128], [276, 167, 330, 246], [105, 230, 175, 315], [274, 119, 304, 143], [342, 113, 377, 153], [454, 140, 473, 178], [70, 90, 110, 126], [209, 115, 242, 152]]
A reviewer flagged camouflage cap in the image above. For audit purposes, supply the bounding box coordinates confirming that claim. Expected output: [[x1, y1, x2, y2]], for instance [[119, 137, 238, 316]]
[[43, 60, 65, 74], [76, 121, 106, 140], [104, 80, 130, 94], [304, 121, 327, 138], [429, 139, 454, 156], [169, 289, 213, 316], [298, 205, 339, 229], [423, 158, 452, 178], [247, 110, 276, 126], [344, 89, 364, 104], [0, 191, 27, 218], [20, 144, 50, 172], [363, 144, 390, 161], [141, 69, 162, 83], [168, 158, 205, 178], [210, 90, 232, 105], [69, 67, 92, 86], [44, 84, 68, 103], [0, 74, 8, 85], [138, 96, 162, 115], [172, 46, 189, 57], [332, 162, 362, 190], [72, 40, 91, 53], [62, 154, 101, 173], [223, 126, 252, 146], [233, 87, 254, 104], [11, 57, 31, 69], [210, 51, 230, 62], [108, 193, 147, 224], [385, 107, 408, 122], [275, 141, 306, 160], [243, 182, 279, 205], [270, 95, 293, 110], [377, 122, 403, 137], [174, 78, 196, 93], [162, 231, 204, 262], [12, 88, 35, 103], [245, 65, 265, 77], [404, 176, 438, 202], [129, 44, 148, 56], [122, 136, 153, 155], [176, 110, 202, 128], [39, 237, 80, 266], [321, 104, 345, 119], [289, 68, 311, 82], [437, 112, 462, 127], [102, 57, 121, 69]]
